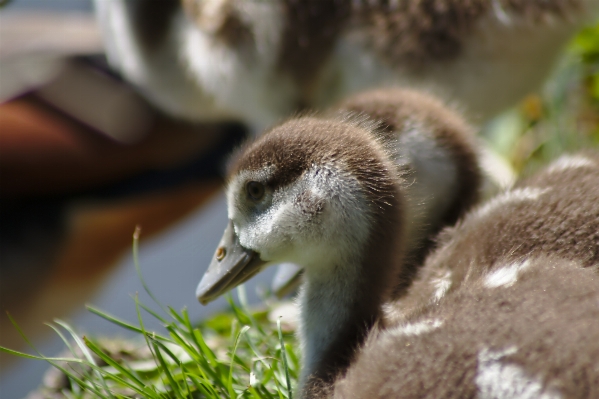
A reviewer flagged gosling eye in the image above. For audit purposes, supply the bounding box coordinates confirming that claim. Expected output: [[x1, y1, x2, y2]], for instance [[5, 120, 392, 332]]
[[246, 181, 265, 201]]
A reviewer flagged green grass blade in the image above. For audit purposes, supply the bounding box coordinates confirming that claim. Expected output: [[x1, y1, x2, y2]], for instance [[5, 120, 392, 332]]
[[6, 312, 48, 356], [4, 314, 107, 396], [187, 373, 220, 397], [168, 306, 187, 325], [86, 305, 169, 341], [45, 323, 78, 357], [137, 299, 169, 324], [53, 319, 116, 399], [132, 226, 169, 315], [277, 318, 293, 399], [228, 325, 251, 397], [0, 345, 80, 362], [237, 285, 265, 335], [150, 339, 185, 399], [242, 329, 270, 370], [83, 337, 146, 389]]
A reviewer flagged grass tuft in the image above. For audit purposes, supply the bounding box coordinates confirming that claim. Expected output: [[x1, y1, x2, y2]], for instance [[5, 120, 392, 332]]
[[1, 228, 299, 398]]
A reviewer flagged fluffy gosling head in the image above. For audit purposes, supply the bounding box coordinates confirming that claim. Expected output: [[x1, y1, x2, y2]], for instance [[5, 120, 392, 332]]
[[196, 116, 404, 304]]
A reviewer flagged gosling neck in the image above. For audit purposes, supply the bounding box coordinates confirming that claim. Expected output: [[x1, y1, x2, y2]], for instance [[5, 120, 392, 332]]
[[298, 177, 404, 398]]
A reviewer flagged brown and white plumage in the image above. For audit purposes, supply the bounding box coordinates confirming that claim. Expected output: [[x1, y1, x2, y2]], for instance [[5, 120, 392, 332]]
[[95, 0, 599, 128], [272, 87, 485, 297], [337, 153, 599, 398], [332, 89, 482, 294], [389, 153, 599, 321], [196, 88, 481, 396], [196, 88, 599, 398]]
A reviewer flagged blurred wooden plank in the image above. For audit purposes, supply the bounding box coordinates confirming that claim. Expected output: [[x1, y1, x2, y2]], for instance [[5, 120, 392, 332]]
[[0, 94, 222, 197]]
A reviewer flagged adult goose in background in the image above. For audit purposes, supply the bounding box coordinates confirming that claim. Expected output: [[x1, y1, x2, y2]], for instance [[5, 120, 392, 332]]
[[94, 0, 599, 129], [195, 89, 599, 397], [196, 87, 482, 396]]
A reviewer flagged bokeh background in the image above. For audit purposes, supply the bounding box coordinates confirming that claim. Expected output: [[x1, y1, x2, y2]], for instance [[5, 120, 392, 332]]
[[1, 1, 597, 398], [1, 1, 276, 397]]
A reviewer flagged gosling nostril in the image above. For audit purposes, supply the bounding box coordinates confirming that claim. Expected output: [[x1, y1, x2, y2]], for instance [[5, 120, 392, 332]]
[[216, 247, 226, 261]]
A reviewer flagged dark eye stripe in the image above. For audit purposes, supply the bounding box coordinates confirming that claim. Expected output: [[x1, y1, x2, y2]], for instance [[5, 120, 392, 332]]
[[246, 181, 265, 200]]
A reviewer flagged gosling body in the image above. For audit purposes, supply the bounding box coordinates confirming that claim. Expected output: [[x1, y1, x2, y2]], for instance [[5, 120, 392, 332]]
[[337, 153, 599, 398], [197, 89, 599, 397], [197, 88, 481, 396]]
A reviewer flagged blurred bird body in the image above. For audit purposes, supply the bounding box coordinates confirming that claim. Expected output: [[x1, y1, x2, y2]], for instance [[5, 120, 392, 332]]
[[96, 0, 599, 128]]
